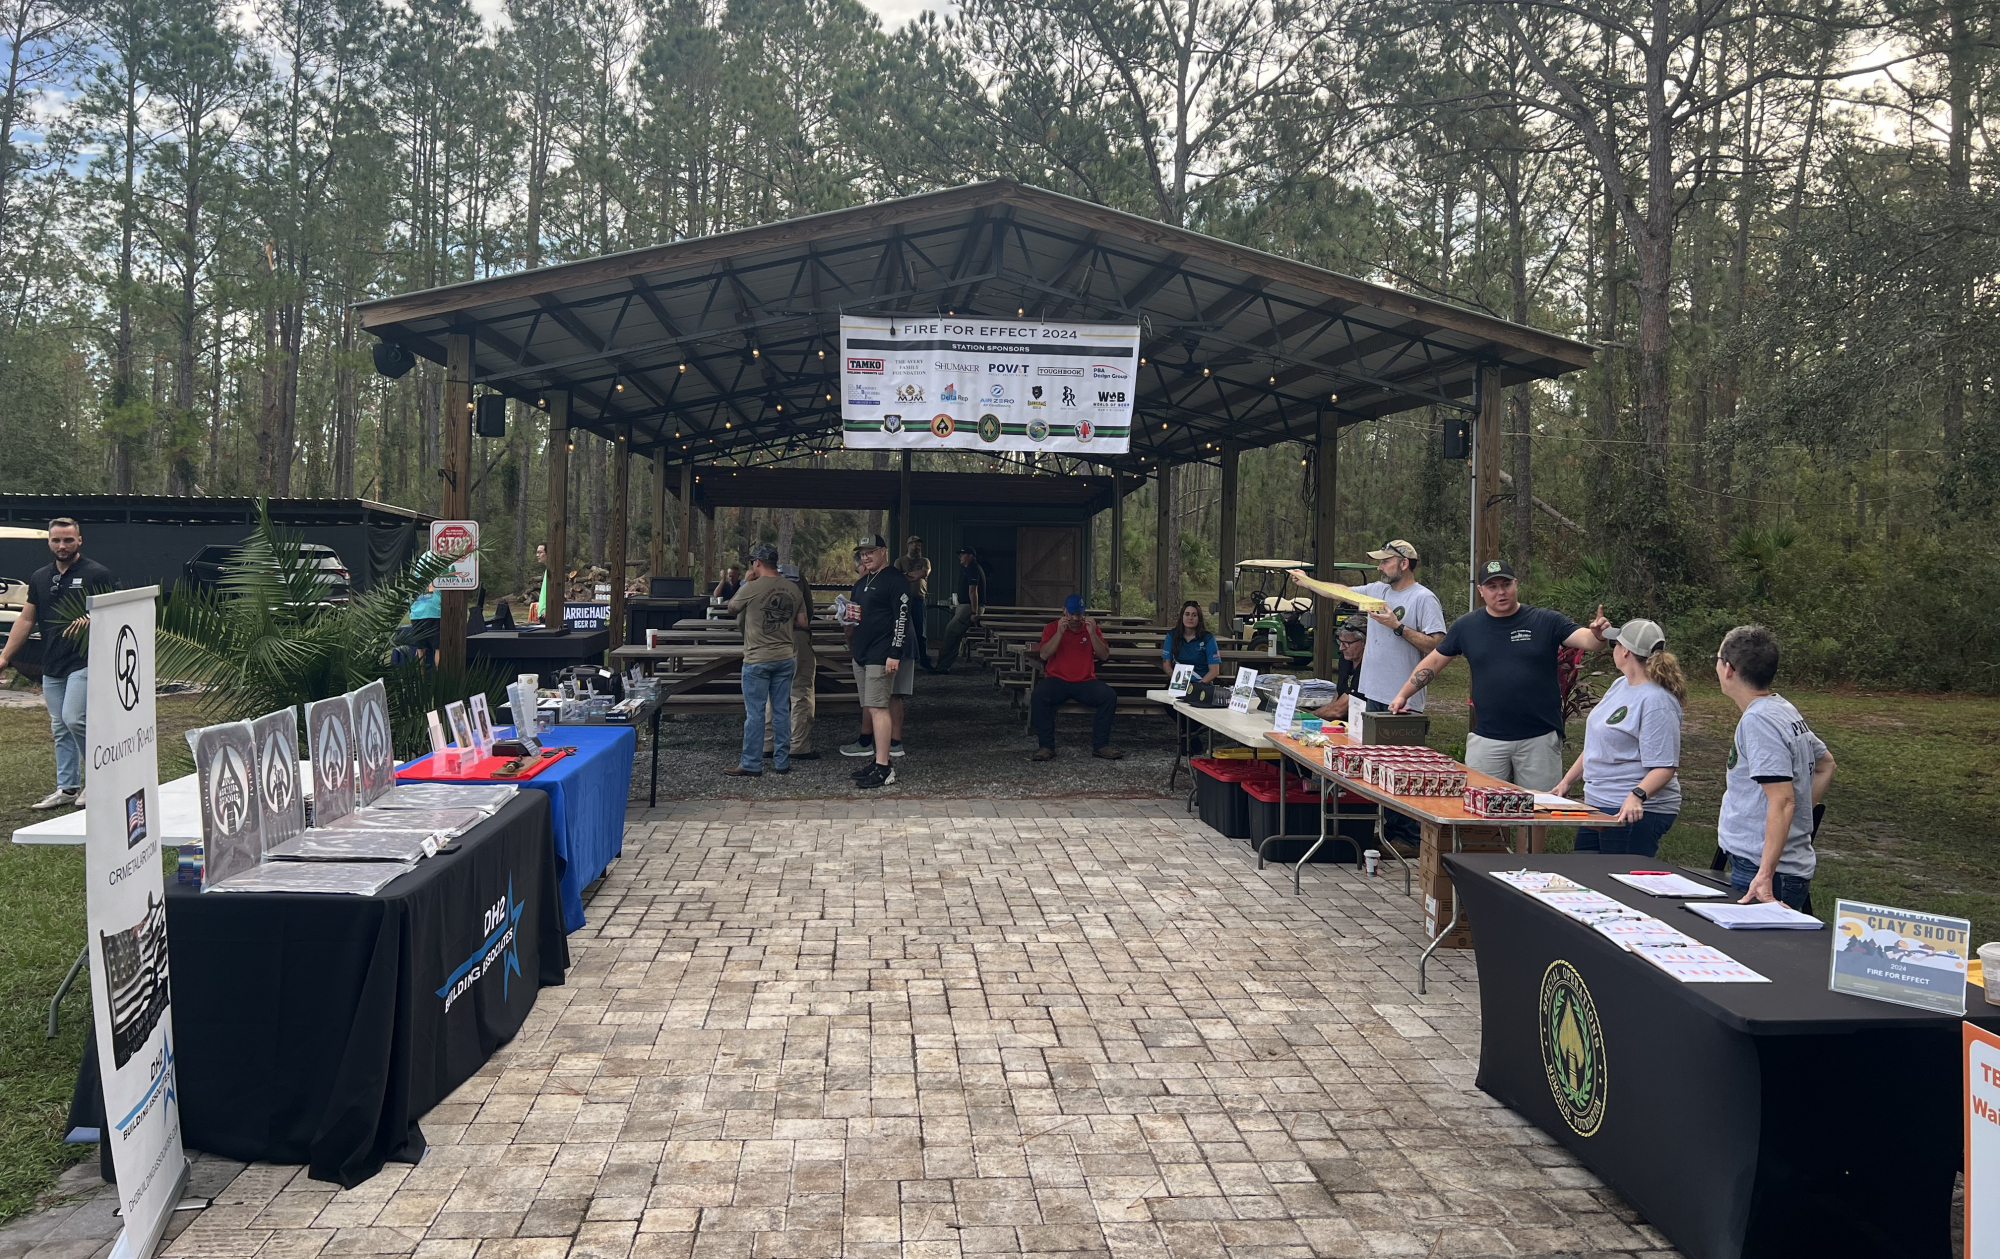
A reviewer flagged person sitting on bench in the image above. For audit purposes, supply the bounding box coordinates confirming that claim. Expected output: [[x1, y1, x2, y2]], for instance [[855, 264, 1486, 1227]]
[[1030, 595, 1123, 762]]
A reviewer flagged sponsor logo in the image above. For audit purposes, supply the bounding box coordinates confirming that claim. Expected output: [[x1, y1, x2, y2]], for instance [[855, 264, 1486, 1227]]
[[986, 384, 1012, 405], [1091, 363, 1129, 379], [1037, 365, 1083, 377], [1026, 417, 1050, 442], [1073, 418, 1095, 443], [1606, 705, 1629, 725], [939, 383, 965, 402], [848, 384, 880, 406], [1727, 744, 1739, 770], [894, 383, 925, 403], [437, 878, 525, 1012], [977, 413, 1003, 443], [846, 356, 884, 374], [882, 413, 904, 434], [125, 789, 147, 848], [1096, 389, 1127, 405], [930, 414, 956, 439], [207, 743, 252, 837], [987, 362, 1028, 375], [1539, 960, 1607, 1137], [1485, 560, 1504, 574], [1028, 385, 1046, 407], [892, 357, 925, 373], [936, 360, 979, 373], [114, 626, 141, 710], [1061, 386, 1078, 407]]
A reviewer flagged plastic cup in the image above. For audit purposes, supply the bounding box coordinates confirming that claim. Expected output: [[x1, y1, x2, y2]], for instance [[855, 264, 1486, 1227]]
[[1981, 942, 2000, 1003], [1364, 849, 1380, 876]]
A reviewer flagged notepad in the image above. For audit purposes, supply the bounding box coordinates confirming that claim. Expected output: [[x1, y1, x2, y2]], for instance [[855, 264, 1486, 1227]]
[[1607, 872, 1728, 899], [1687, 901, 1824, 930], [1637, 945, 1771, 983]]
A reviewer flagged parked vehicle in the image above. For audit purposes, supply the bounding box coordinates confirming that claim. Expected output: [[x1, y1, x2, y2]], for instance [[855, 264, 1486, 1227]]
[[181, 542, 352, 602], [0, 575, 42, 677]]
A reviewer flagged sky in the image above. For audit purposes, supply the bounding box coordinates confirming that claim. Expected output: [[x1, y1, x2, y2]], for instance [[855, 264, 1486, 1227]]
[[463, 0, 942, 29]]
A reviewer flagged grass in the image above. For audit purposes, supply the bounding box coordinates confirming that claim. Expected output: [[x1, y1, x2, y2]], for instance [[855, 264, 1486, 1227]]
[[1, 669, 1996, 1223], [0, 690, 201, 1224]]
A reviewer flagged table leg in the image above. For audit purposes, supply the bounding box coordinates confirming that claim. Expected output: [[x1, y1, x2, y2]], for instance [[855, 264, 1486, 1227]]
[[1167, 712, 1188, 790], [1289, 787, 1331, 894], [649, 707, 663, 807], [47, 944, 86, 1039], [1377, 807, 1413, 897], [1417, 823, 1462, 996]]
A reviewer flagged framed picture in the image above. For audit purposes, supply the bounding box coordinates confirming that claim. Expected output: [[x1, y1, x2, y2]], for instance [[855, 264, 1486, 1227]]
[[445, 701, 476, 757], [1167, 663, 1195, 696], [468, 693, 496, 753]]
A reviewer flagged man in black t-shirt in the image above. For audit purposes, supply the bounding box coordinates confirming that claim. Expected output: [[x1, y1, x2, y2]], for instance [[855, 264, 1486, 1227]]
[[1388, 560, 1608, 791], [843, 535, 914, 788], [0, 517, 117, 809], [931, 545, 988, 673]]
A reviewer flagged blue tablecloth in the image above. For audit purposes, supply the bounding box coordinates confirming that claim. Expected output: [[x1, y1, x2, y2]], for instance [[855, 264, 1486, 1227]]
[[398, 724, 634, 932]]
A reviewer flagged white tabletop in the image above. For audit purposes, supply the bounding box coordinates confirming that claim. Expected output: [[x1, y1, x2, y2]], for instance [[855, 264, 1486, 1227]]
[[10, 761, 314, 847], [1146, 689, 1295, 747]]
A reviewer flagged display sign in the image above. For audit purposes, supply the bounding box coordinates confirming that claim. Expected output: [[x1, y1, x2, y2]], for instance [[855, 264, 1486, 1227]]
[[306, 694, 358, 826], [81, 587, 188, 1259], [429, 520, 479, 591], [564, 602, 609, 631], [190, 721, 261, 886], [1970, 1022, 2000, 1259], [1830, 899, 1971, 1015], [1271, 681, 1302, 731], [251, 706, 304, 848], [838, 315, 1138, 453], [1167, 663, 1195, 697], [352, 681, 395, 806]]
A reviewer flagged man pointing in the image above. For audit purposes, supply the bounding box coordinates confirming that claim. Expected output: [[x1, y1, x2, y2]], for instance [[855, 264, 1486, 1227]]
[[1389, 560, 1607, 792]]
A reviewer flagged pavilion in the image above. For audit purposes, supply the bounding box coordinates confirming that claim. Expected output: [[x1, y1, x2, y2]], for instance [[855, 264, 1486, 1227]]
[[355, 181, 1593, 675]]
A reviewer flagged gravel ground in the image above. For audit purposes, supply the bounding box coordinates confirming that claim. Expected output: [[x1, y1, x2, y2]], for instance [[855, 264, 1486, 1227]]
[[638, 666, 1187, 801]]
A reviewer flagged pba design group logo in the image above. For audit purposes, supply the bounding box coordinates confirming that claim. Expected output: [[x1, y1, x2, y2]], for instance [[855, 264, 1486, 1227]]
[[1538, 959, 1606, 1136]]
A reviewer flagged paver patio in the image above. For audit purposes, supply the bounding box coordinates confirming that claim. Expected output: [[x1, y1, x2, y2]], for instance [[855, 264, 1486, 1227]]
[[1, 800, 1678, 1259]]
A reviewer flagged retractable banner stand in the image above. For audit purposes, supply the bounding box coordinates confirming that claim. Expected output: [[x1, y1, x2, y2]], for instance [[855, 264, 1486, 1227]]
[[1972, 1021, 2000, 1259], [82, 586, 188, 1259], [839, 315, 1138, 453]]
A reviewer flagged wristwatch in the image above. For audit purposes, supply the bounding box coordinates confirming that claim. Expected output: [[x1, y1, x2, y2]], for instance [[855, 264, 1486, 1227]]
[[1392, 623, 1407, 639], [1630, 786, 1649, 803]]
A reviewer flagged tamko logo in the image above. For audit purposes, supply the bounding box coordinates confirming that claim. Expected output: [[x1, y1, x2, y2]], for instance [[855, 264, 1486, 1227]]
[[1539, 960, 1607, 1137], [114, 625, 141, 710], [846, 356, 884, 374]]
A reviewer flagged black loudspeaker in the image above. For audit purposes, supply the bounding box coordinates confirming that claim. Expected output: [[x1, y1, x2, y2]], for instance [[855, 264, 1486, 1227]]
[[371, 340, 415, 379], [1442, 415, 1471, 459], [475, 394, 508, 437]]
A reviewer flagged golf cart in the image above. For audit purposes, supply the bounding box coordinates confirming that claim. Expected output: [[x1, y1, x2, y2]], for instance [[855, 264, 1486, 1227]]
[[1231, 559, 1380, 666]]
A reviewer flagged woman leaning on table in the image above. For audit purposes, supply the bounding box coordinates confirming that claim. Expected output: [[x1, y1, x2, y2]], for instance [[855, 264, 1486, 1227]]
[[1551, 618, 1686, 857], [1160, 600, 1222, 683]]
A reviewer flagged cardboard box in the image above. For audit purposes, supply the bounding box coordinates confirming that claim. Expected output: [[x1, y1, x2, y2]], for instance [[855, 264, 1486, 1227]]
[[1423, 890, 1474, 949]]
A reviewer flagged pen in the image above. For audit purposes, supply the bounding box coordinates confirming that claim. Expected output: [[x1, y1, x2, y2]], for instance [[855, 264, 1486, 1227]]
[[1627, 870, 1673, 876]]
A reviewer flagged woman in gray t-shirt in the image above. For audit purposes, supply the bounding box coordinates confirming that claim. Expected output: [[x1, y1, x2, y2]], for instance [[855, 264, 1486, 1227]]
[[1552, 618, 1685, 856]]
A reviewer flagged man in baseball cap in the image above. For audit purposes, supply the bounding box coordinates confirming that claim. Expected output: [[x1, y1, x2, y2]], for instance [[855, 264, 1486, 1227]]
[[842, 533, 914, 787], [932, 544, 988, 673], [1029, 594, 1121, 761], [722, 543, 805, 777], [1388, 558, 1611, 792]]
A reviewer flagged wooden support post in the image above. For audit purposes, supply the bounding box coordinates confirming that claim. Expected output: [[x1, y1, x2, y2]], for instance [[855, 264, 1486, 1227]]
[[544, 392, 569, 627], [649, 450, 668, 579], [1154, 463, 1173, 627], [678, 462, 695, 578], [439, 331, 472, 675], [897, 450, 913, 550], [609, 429, 630, 651], [701, 502, 716, 587], [1473, 364, 1504, 600], [1313, 410, 1339, 682], [1110, 470, 1124, 613], [1218, 443, 1239, 622]]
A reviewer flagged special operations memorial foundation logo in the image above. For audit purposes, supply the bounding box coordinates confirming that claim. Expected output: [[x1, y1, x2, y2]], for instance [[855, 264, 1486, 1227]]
[[1538, 960, 1607, 1136], [977, 413, 1003, 443]]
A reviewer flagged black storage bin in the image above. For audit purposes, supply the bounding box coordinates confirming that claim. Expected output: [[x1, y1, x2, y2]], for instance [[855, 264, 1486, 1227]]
[[1244, 777, 1373, 862], [1191, 757, 1257, 839]]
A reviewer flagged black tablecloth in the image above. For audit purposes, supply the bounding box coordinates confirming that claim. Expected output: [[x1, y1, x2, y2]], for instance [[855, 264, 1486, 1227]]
[[1447, 853, 2000, 1259], [72, 792, 567, 1187]]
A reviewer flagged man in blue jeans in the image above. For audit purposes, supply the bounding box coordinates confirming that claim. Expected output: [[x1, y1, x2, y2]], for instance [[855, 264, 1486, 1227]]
[[0, 518, 116, 810], [723, 545, 804, 778], [1715, 625, 1836, 910]]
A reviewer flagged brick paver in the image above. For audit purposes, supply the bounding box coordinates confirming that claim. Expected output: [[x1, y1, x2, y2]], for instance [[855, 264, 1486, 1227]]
[[1, 801, 1677, 1259]]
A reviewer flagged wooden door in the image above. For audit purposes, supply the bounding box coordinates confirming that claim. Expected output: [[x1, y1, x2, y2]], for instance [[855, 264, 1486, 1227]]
[[1015, 526, 1082, 609]]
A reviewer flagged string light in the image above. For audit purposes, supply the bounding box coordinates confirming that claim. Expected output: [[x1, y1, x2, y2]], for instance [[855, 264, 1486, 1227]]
[[616, 383, 625, 392], [678, 363, 687, 373]]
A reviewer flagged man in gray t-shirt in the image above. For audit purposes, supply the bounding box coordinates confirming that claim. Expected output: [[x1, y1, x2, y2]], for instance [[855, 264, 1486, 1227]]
[[1714, 625, 1836, 910], [722, 545, 806, 776], [1350, 540, 1447, 711]]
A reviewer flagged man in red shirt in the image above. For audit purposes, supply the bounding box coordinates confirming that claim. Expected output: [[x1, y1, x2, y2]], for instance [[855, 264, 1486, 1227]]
[[1030, 594, 1124, 761]]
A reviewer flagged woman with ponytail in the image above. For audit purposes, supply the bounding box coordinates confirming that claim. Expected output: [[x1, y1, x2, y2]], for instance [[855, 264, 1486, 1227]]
[[1552, 618, 1685, 856]]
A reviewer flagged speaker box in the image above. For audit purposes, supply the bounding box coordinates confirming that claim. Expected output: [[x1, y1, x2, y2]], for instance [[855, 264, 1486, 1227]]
[[475, 394, 508, 437], [1442, 416, 1471, 459]]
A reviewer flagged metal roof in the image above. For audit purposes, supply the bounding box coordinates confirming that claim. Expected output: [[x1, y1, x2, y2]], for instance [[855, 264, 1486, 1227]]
[[357, 181, 1593, 470]]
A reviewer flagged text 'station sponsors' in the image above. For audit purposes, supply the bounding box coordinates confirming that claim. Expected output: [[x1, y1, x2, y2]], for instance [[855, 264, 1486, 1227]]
[[1829, 899, 1972, 1015], [82, 587, 188, 1259], [1970, 1023, 2000, 1259], [839, 316, 1138, 454]]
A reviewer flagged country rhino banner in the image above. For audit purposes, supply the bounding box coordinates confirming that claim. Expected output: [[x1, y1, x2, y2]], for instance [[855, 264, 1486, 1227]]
[[839, 316, 1138, 454]]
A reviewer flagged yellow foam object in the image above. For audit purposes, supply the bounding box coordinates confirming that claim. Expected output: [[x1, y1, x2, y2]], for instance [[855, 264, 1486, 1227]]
[[1287, 572, 1389, 612]]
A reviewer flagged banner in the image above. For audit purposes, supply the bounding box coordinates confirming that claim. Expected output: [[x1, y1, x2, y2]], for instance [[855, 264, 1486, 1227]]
[[839, 315, 1138, 453], [82, 586, 188, 1259], [429, 520, 479, 591]]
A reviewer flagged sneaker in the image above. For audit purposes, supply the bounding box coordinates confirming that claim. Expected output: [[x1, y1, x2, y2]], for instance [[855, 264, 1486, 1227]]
[[889, 740, 905, 757], [1030, 747, 1056, 762], [839, 740, 874, 757], [723, 766, 762, 778], [771, 765, 791, 775], [30, 788, 79, 811], [1092, 746, 1126, 761], [854, 762, 896, 790]]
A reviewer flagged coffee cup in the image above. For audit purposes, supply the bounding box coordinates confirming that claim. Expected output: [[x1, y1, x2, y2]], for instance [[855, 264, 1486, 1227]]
[[1364, 849, 1380, 876], [1981, 942, 2000, 1003]]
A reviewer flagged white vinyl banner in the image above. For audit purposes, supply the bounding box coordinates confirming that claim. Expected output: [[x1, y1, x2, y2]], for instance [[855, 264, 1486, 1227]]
[[839, 316, 1139, 454], [82, 586, 187, 1259]]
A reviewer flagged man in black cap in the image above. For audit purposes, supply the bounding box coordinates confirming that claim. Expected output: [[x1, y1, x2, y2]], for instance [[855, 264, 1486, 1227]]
[[1388, 559, 1608, 791], [843, 534, 913, 788], [931, 545, 987, 673]]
